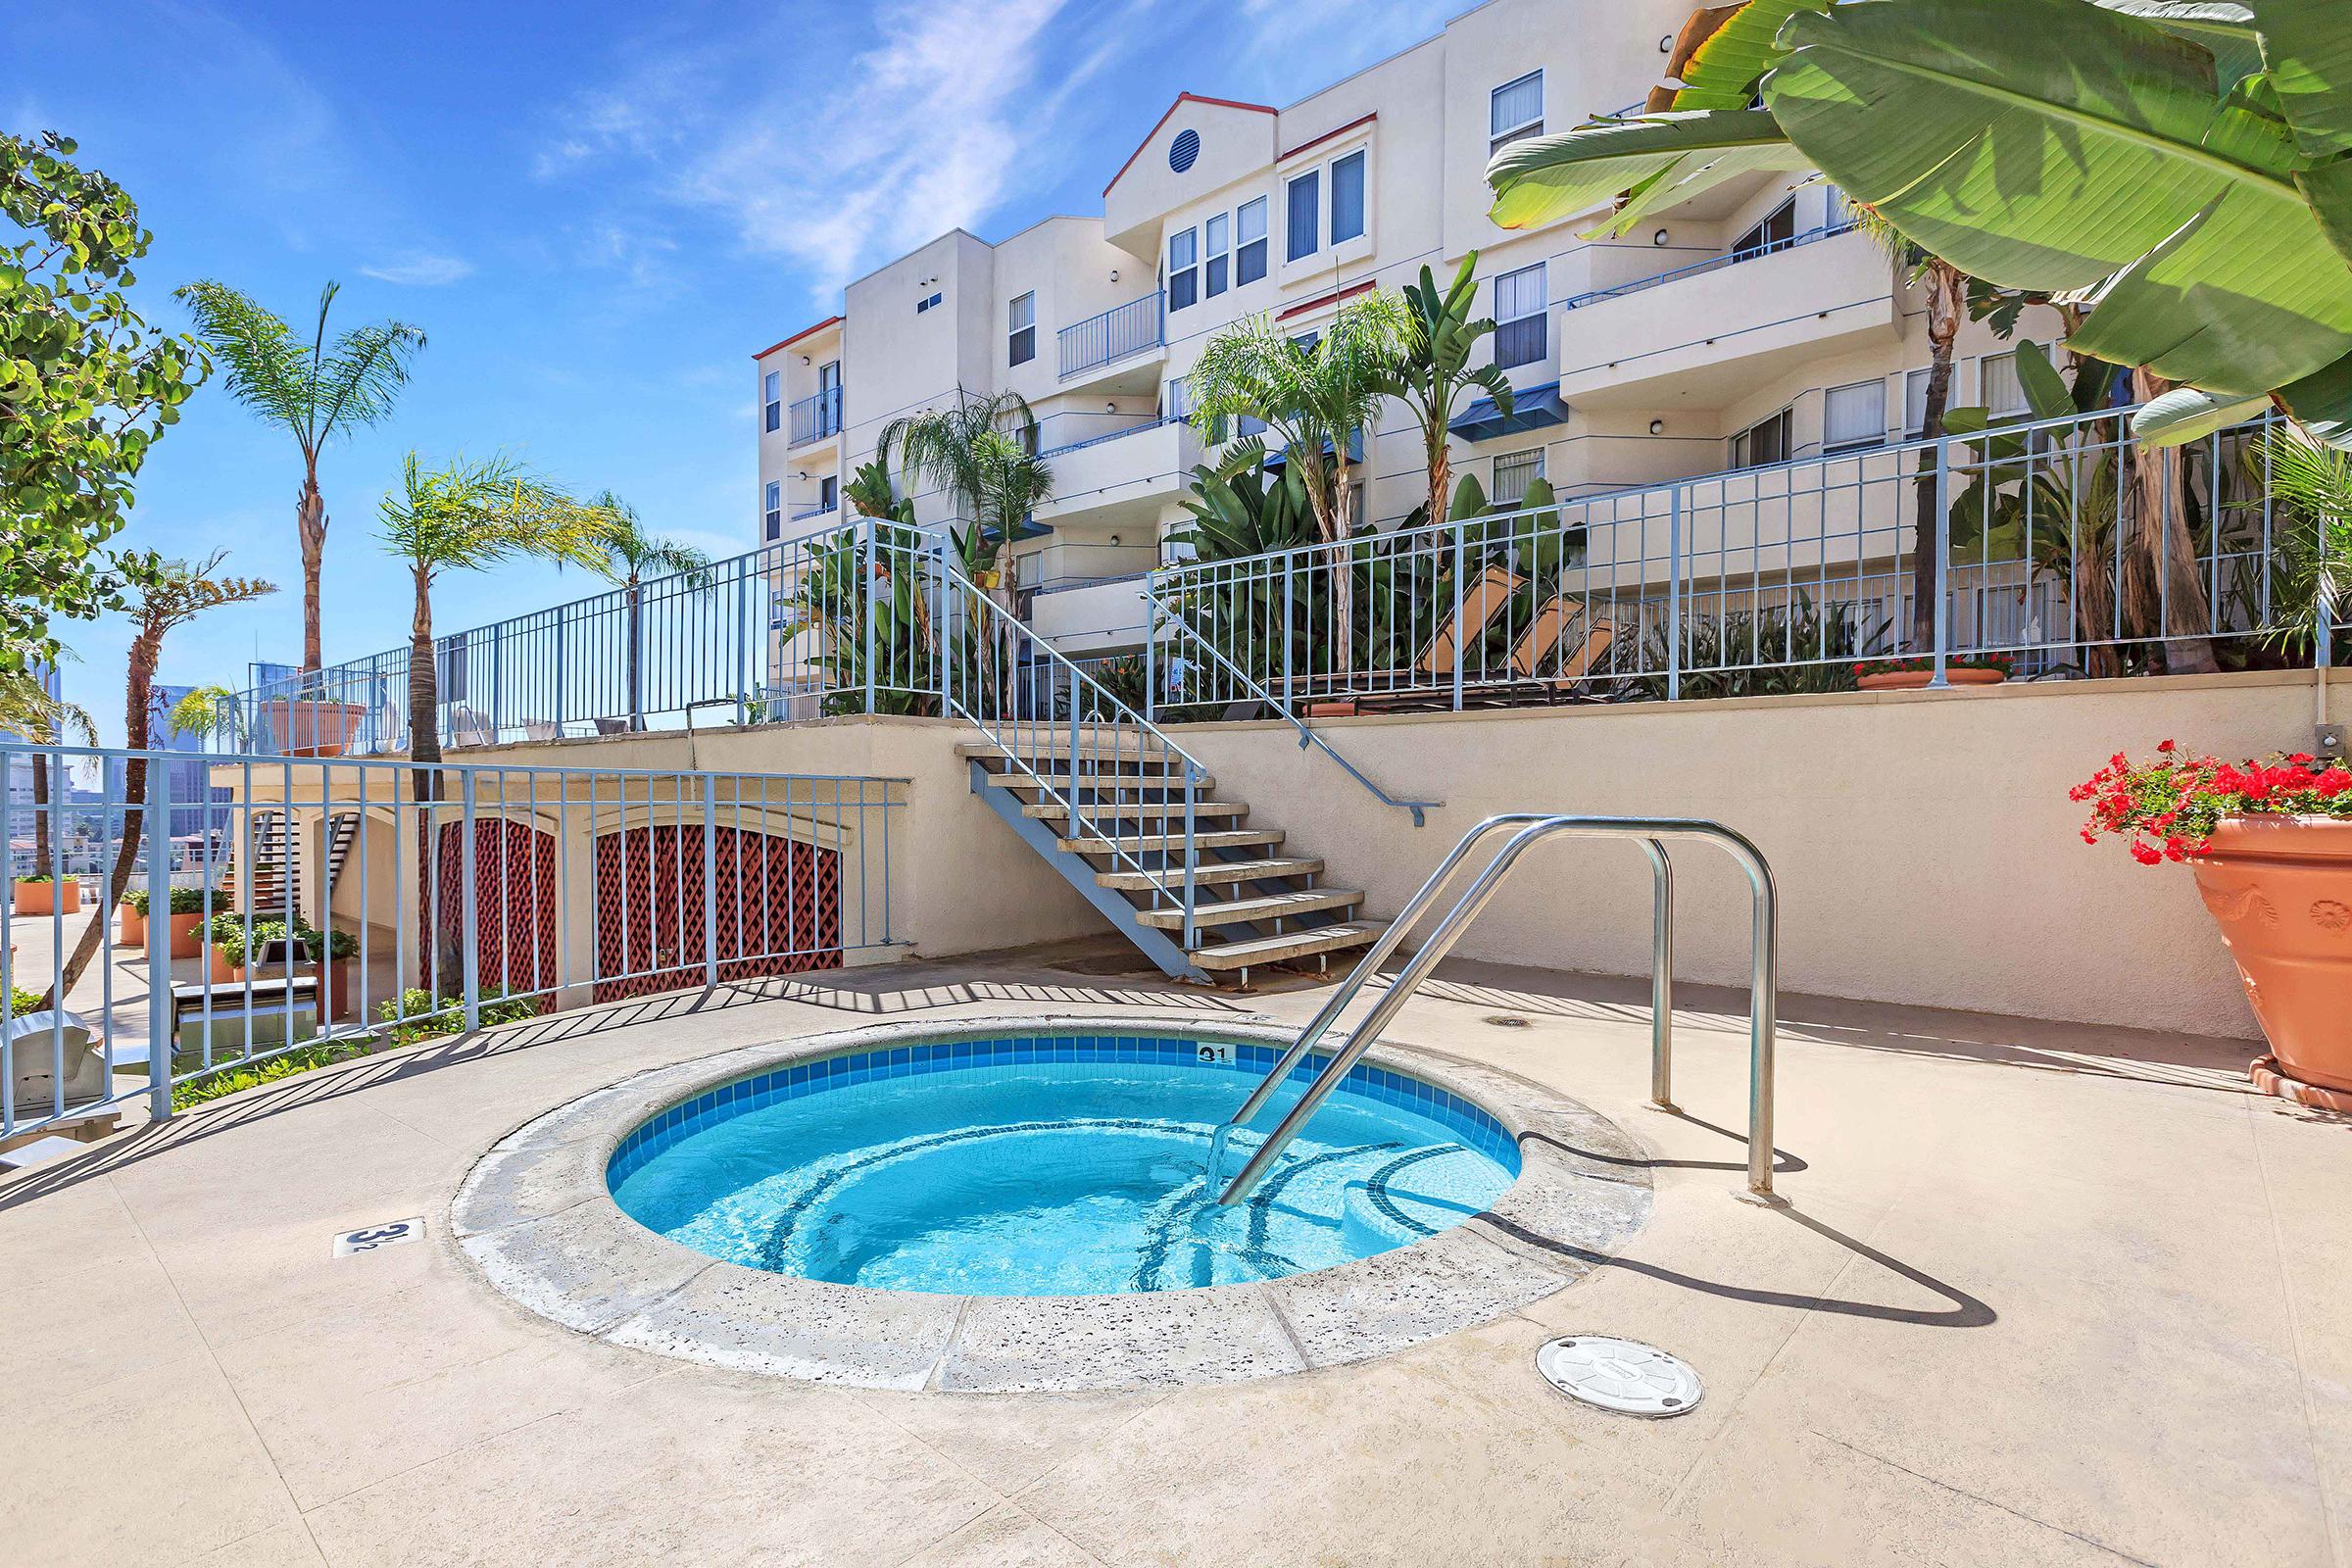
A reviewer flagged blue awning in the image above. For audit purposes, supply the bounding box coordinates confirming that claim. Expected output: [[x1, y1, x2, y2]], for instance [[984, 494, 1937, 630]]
[[1448, 381, 1570, 443]]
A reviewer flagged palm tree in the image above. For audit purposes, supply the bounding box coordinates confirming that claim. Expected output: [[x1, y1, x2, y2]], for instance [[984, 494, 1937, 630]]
[[174, 280, 426, 677], [582, 493, 711, 731], [44, 553, 276, 1004], [378, 453, 615, 781], [1186, 293, 1409, 672], [877, 390, 1045, 584], [1378, 255, 1514, 531], [0, 654, 95, 890]]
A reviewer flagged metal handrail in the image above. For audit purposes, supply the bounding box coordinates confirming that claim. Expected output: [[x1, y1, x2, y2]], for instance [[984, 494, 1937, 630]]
[[1207, 812, 1780, 1205], [1151, 606, 1440, 828], [1558, 218, 1862, 312]]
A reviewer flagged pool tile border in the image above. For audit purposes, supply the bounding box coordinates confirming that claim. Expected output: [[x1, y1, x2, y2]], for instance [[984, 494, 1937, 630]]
[[450, 1013, 1653, 1393]]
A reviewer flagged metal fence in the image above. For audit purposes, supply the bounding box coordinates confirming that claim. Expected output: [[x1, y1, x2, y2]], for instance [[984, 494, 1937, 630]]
[[0, 744, 905, 1149], [1560, 216, 1864, 312], [790, 385, 844, 447], [1144, 405, 2345, 714], [1058, 294, 1163, 379]]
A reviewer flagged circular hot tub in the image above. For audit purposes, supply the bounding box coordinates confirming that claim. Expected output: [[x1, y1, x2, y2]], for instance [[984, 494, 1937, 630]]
[[452, 1015, 1651, 1391], [606, 1030, 1518, 1296]]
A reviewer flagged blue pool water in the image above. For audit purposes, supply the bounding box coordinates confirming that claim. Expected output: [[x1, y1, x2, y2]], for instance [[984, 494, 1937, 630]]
[[607, 1031, 1519, 1296]]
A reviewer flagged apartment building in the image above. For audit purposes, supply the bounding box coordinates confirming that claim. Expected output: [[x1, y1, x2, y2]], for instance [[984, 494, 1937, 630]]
[[753, 0, 2068, 663]]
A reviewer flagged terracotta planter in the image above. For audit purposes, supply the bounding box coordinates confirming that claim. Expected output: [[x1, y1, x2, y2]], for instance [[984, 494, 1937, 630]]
[[318, 957, 354, 1020], [2187, 817, 2352, 1106], [210, 950, 240, 985], [12, 878, 82, 915], [167, 910, 206, 959], [260, 698, 366, 759], [1856, 667, 2008, 692], [119, 905, 146, 945]]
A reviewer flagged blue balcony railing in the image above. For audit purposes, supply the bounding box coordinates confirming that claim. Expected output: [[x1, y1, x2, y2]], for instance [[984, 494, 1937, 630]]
[[789, 386, 843, 445], [1058, 295, 1162, 379], [1032, 411, 1167, 457], [1559, 218, 1864, 312]]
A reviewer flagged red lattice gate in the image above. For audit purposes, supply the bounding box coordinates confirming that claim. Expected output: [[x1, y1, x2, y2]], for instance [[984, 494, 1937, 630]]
[[421, 817, 559, 1009], [591, 825, 839, 1004]]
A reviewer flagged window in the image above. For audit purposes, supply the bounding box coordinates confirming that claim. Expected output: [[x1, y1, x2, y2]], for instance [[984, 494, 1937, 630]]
[[1331, 150, 1365, 245], [762, 480, 782, 540], [819, 474, 839, 513], [1286, 170, 1319, 262], [1492, 448, 1545, 507], [1732, 408, 1792, 469], [1733, 199, 1796, 258], [1823, 380, 1887, 455], [1008, 292, 1036, 366], [761, 371, 781, 434], [1236, 197, 1268, 285], [915, 291, 943, 313], [1980, 345, 2056, 417], [1167, 226, 1199, 312], [1491, 70, 1544, 155], [1204, 214, 1230, 298], [1493, 263, 1547, 370], [1904, 368, 1934, 438]]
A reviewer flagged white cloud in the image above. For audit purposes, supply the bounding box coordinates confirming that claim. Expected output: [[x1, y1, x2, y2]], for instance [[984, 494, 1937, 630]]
[[540, 0, 1085, 303], [358, 252, 475, 287]]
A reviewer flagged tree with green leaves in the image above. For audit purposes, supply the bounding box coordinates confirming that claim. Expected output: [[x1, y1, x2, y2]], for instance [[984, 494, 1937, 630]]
[[876, 389, 1046, 586], [0, 650, 96, 889], [1486, 0, 2352, 449], [1377, 255, 1515, 533], [42, 552, 276, 1004], [582, 492, 711, 731], [377, 453, 615, 775], [1, 132, 208, 669], [1185, 294, 1410, 671], [176, 279, 426, 676]]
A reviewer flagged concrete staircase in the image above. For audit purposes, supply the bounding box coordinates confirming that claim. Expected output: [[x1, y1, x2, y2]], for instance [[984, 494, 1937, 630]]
[[961, 727, 1384, 986], [228, 808, 362, 920]]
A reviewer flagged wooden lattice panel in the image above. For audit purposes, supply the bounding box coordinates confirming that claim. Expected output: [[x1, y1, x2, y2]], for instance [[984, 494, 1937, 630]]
[[590, 824, 840, 1004]]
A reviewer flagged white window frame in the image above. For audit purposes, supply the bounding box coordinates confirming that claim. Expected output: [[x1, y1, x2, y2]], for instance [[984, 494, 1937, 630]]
[[819, 473, 839, 513], [1329, 149, 1366, 246], [762, 480, 782, 539], [1822, 379, 1887, 456], [1491, 70, 1544, 156], [1979, 344, 2058, 418], [1008, 291, 1036, 366], [1204, 212, 1230, 298], [1236, 196, 1268, 286], [761, 371, 781, 434], [1286, 169, 1320, 262], [1167, 225, 1199, 312], [1492, 263, 1547, 371], [1904, 368, 1934, 439], [1492, 447, 1545, 507]]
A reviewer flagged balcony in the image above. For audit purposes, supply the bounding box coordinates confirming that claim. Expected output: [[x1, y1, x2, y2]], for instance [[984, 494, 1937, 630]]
[[1553, 221, 1897, 411], [789, 386, 843, 447], [1057, 295, 1162, 381], [1032, 416, 1200, 530]]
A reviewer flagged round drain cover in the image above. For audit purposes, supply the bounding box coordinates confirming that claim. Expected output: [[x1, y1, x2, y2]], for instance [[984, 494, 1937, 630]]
[[1536, 1336, 1701, 1418]]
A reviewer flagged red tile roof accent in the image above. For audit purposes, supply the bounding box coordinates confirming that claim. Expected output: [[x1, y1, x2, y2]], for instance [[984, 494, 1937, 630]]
[[1278, 112, 1376, 164], [1276, 279, 1379, 320], [1103, 92, 1278, 197], [753, 316, 844, 360]]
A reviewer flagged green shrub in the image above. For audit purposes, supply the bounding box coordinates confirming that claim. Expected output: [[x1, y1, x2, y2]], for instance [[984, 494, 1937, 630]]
[[201, 914, 358, 968], [122, 887, 150, 914], [166, 886, 220, 915], [16, 872, 54, 884], [8, 986, 41, 1015], [172, 1040, 371, 1109], [376, 987, 540, 1045]]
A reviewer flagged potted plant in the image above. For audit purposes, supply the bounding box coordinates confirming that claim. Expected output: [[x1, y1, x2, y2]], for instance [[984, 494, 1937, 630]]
[[120, 887, 149, 945], [1853, 653, 2014, 692], [311, 923, 359, 1019], [166, 886, 220, 958], [12, 872, 81, 916], [2076, 743, 2352, 1110], [202, 912, 250, 982]]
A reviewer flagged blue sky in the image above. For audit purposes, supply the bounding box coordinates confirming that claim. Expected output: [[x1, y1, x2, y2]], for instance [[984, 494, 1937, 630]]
[[9, 0, 1460, 743]]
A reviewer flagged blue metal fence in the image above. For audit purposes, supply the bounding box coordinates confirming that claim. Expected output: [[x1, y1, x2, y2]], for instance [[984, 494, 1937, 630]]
[[1058, 295, 1163, 379]]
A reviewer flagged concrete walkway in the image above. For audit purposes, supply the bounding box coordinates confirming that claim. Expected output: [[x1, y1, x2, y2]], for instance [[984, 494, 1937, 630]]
[[0, 943, 2342, 1566]]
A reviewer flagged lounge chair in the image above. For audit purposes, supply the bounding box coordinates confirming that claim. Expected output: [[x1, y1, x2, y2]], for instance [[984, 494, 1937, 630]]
[[1303, 595, 1622, 715], [1298, 563, 1525, 716]]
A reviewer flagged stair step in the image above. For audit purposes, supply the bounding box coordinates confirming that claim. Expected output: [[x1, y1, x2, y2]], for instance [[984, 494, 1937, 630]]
[[1096, 857, 1323, 892], [1023, 799, 1247, 822], [957, 739, 1173, 764], [1188, 922, 1385, 973], [987, 773, 1217, 798], [1136, 888, 1365, 930], [1060, 827, 1284, 856]]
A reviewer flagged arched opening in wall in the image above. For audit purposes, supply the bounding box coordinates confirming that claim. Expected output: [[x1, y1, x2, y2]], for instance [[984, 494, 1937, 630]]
[[419, 816, 560, 1012], [591, 824, 840, 1005]]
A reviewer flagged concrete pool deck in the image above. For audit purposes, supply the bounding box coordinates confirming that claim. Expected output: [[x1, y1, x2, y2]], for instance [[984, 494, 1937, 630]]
[[1, 941, 2345, 1566]]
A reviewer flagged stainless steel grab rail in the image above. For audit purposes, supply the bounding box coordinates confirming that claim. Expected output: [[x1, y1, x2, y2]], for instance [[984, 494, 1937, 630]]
[[1206, 813, 1780, 1205]]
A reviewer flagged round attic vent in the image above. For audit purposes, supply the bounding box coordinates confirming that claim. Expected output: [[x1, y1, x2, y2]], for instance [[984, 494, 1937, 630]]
[[1169, 127, 1200, 173]]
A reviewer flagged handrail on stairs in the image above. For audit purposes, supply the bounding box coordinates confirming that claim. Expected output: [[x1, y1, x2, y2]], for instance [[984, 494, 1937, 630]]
[[1204, 812, 1781, 1205], [1148, 609, 1439, 827]]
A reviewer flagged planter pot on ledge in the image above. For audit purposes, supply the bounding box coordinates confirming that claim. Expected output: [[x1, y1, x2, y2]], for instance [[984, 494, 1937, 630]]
[[12, 879, 80, 916], [2188, 817, 2352, 1111], [260, 698, 366, 758]]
